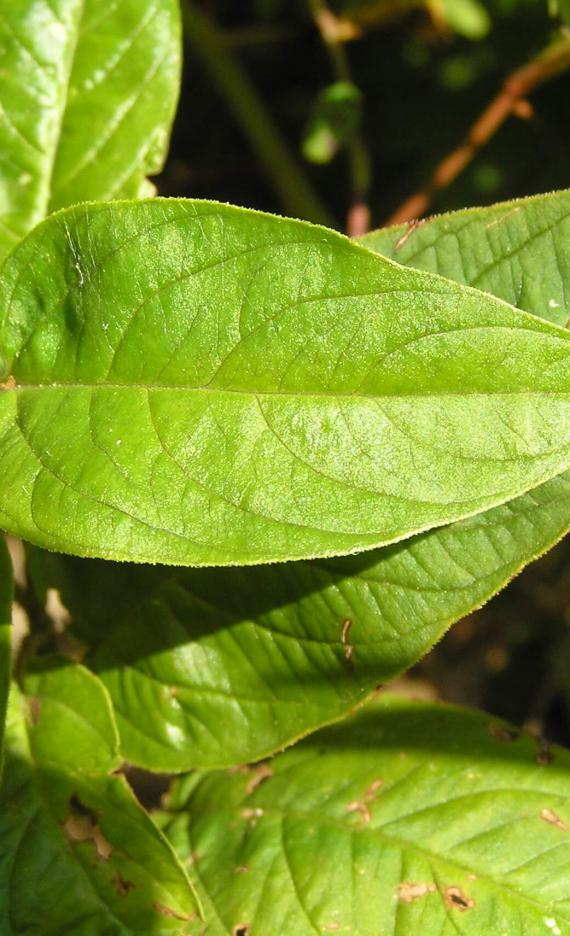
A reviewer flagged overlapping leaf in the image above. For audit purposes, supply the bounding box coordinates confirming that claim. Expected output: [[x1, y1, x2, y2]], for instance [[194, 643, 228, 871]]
[[3, 199, 570, 565], [161, 695, 570, 936], [0, 539, 12, 774], [0, 662, 200, 934], [361, 190, 570, 327], [27, 470, 570, 770], [0, 0, 180, 261]]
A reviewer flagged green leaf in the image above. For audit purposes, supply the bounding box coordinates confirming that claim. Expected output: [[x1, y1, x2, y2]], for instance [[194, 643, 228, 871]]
[[0, 663, 201, 934], [0, 0, 181, 261], [439, 0, 491, 38], [360, 190, 570, 327], [26, 466, 570, 771], [161, 695, 570, 936], [302, 82, 363, 165], [3, 199, 570, 565], [0, 538, 12, 775]]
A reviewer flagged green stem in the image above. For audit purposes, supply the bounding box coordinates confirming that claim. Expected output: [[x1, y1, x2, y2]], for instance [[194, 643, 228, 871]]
[[308, 0, 372, 234], [182, 2, 334, 227]]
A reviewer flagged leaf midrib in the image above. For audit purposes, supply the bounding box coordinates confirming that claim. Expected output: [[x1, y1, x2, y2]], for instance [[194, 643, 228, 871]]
[[3, 383, 570, 400]]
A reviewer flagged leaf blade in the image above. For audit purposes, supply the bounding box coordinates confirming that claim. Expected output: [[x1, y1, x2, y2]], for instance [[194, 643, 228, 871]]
[[27, 468, 570, 770], [0, 0, 180, 261], [360, 190, 570, 327], [2, 199, 570, 565], [0, 666, 201, 935], [0, 538, 12, 776], [162, 695, 570, 936]]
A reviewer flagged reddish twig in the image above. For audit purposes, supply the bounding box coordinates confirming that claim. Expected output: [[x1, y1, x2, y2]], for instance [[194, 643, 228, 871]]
[[387, 36, 570, 226]]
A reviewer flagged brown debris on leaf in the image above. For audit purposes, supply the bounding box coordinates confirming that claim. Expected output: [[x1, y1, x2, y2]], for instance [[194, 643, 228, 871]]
[[63, 796, 113, 861], [444, 886, 475, 912], [540, 808, 568, 831], [536, 739, 553, 766], [245, 763, 273, 796], [397, 881, 436, 903], [0, 375, 16, 391], [152, 903, 197, 922], [232, 925, 251, 936], [27, 696, 42, 727], [364, 778, 383, 801], [341, 618, 354, 666], [112, 872, 135, 896], [488, 722, 518, 744], [346, 800, 371, 823], [240, 807, 264, 821]]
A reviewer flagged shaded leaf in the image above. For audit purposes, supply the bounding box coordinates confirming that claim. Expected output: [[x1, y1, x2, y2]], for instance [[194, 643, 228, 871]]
[[0, 0, 180, 261], [2, 200, 570, 565], [0, 538, 12, 774], [161, 695, 570, 936], [360, 190, 570, 327], [0, 663, 200, 934], [26, 469, 570, 771]]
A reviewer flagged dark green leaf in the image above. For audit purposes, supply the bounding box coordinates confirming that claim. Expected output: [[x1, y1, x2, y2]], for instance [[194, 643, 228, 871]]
[[0, 663, 201, 934], [2, 200, 570, 565], [0, 538, 12, 775], [162, 695, 570, 936], [26, 470, 570, 770], [0, 0, 180, 261]]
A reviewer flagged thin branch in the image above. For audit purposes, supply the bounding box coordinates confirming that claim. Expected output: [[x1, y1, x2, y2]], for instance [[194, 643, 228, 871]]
[[387, 35, 570, 226], [309, 0, 372, 236], [182, 2, 333, 227]]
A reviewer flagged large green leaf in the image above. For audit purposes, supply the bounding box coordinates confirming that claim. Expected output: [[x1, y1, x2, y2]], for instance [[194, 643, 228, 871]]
[[0, 538, 12, 774], [26, 467, 570, 770], [360, 190, 570, 327], [161, 695, 570, 936], [3, 200, 570, 565], [0, 0, 180, 262], [0, 662, 200, 934]]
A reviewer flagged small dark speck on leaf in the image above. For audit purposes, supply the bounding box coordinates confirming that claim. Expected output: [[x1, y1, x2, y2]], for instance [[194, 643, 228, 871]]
[[113, 872, 135, 896], [488, 722, 518, 744], [232, 925, 251, 936], [444, 886, 475, 912], [536, 740, 553, 766]]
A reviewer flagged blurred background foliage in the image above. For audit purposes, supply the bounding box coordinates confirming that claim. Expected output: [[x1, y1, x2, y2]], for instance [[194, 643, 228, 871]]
[[158, 0, 570, 743]]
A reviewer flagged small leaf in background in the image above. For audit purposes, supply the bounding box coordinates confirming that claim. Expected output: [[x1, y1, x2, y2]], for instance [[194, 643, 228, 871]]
[[26, 468, 570, 770], [0, 663, 201, 935], [438, 0, 491, 38], [360, 190, 570, 327], [161, 695, 570, 936], [302, 81, 363, 164], [550, 0, 570, 26], [0, 0, 181, 261], [0, 539, 12, 774], [2, 200, 570, 565]]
